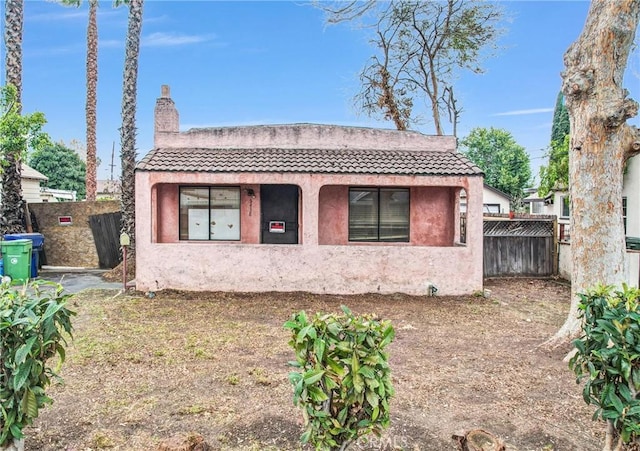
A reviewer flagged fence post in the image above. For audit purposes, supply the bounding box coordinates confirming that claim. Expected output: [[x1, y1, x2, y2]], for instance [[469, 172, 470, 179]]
[[120, 233, 130, 290]]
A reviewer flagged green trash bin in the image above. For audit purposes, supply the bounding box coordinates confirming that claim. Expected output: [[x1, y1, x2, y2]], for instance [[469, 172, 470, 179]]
[[1, 239, 32, 284]]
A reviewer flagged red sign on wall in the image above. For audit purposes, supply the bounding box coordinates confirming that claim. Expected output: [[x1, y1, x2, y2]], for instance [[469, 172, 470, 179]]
[[58, 216, 72, 226], [269, 221, 285, 233]]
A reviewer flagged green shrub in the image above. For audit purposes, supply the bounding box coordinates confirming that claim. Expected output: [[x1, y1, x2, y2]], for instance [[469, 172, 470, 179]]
[[0, 280, 75, 445], [569, 284, 640, 446], [284, 305, 394, 451]]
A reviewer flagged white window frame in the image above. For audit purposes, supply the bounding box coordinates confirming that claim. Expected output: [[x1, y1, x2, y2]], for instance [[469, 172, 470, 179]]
[[179, 186, 241, 241]]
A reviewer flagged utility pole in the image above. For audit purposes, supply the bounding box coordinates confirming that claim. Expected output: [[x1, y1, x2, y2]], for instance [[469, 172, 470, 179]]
[[109, 141, 116, 181]]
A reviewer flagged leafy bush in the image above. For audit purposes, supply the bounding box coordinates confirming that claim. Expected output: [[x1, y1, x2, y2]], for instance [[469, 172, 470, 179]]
[[284, 306, 394, 451], [0, 280, 75, 446], [569, 285, 640, 446]]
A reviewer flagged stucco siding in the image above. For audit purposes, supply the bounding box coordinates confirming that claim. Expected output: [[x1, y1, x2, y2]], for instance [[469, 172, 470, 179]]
[[137, 171, 483, 295], [156, 123, 457, 153], [136, 242, 481, 296], [318, 185, 348, 245], [558, 243, 640, 288], [410, 186, 455, 246]]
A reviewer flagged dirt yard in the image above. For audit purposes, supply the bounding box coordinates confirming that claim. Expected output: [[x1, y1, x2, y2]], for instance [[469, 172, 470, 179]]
[[24, 278, 604, 450]]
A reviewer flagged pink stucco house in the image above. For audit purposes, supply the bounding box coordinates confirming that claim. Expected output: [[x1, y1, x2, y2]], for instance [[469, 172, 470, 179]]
[[134, 86, 484, 295]]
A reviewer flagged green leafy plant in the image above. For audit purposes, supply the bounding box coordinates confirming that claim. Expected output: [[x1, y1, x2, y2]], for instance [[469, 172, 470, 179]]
[[284, 305, 394, 451], [569, 284, 640, 449], [0, 279, 75, 446]]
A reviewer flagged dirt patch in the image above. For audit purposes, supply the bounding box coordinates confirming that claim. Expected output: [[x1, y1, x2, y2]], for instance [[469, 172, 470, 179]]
[[25, 278, 604, 450], [101, 260, 135, 282]]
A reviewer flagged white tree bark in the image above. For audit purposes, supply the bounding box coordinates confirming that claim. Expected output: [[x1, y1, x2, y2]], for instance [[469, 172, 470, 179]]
[[0, 439, 24, 451], [547, 0, 640, 346]]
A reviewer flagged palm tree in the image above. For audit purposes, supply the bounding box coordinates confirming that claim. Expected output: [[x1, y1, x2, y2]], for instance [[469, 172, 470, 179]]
[[61, 0, 98, 201], [2, 0, 26, 234], [119, 0, 143, 256], [85, 0, 97, 201]]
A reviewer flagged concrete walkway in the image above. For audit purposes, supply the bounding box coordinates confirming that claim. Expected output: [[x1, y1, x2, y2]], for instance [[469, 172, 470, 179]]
[[37, 267, 123, 294]]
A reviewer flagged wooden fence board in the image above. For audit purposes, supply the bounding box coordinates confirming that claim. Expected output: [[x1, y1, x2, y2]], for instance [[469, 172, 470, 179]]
[[88, 212, 122, 269], [483, 219, 555, 277]]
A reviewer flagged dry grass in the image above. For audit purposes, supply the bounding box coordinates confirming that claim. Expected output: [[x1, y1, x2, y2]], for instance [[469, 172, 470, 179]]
[[25, 279, 604, 450]]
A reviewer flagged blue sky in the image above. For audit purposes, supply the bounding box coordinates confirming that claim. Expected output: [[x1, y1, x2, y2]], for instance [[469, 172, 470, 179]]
[[3, 1, 640, 183]]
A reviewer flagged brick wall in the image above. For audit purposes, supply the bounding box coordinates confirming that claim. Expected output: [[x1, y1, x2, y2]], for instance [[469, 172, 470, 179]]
[[29, 201, 120, 268]]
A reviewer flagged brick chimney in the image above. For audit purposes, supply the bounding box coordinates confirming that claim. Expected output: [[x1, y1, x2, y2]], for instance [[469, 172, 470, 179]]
[[154, 85, 179, 148]]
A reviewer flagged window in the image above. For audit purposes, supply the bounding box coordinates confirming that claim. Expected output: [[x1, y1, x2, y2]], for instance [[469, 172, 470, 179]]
[[559, 223, 571, 242], [623, 197, 627, 234], [531, 201, 544, 214], [179, 187, 240, 240], [560, 195, 570, 218], [349, 188, 409, 242], [483, 204, 501, 214]]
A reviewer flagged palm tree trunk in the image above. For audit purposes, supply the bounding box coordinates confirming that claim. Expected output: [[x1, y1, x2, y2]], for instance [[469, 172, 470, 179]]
[[4, 0, 23, 106], [85, 0, 98, 201], [119, 0, 144, 257], [2, 0, 26, 235]]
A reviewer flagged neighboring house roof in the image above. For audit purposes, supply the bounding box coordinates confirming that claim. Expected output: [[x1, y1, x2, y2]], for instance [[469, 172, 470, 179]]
[[460, 183, 511, 200], [21, 164, 48, 181], [523, 189, 562, 204], [482, 184, 511, 200], [136, 147, 483, 176]]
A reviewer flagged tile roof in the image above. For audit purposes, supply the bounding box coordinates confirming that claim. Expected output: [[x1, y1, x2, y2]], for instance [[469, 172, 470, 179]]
[[136, 147, 483, 176]]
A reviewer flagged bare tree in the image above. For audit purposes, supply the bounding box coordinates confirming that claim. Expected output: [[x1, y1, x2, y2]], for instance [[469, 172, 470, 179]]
[[356, 17, 413, 130], [312, 1, 377, 25], [442, 86, 462, 138], [547, 0, 640, 347], [345, 0, 502, 134]]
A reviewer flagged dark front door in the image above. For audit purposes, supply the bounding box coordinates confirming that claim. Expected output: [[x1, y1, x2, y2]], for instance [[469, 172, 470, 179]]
[[261, 184, 299, 244]]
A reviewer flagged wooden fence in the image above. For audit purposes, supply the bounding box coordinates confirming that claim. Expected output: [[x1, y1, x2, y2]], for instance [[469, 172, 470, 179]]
[[88, 211, 122, 269], [483, 218, 555, 277]]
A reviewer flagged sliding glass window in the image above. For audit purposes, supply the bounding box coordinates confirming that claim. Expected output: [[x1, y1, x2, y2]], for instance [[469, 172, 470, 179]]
[[349, 188, 409, 242], [179, 187, 240, 240]]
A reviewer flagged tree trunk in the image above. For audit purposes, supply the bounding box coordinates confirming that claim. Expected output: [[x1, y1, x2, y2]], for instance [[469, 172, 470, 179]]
[[0, 152, 25, 234], [545, 0, 640, 348], [452, 429, 505, 451], [4, 0, 22, 105], [85, 0, 98, 201], [119, 0, 144, 258], [379, 65, 407, 130], [2, 0, 26, 235]]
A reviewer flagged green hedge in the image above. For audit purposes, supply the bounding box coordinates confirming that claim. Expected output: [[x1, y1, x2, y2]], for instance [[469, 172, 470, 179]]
[[569, 285, 640, 445]]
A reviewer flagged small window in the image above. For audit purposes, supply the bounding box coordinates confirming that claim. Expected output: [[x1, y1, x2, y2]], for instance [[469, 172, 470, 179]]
[[483, 204, 501, 214], [623, 197, 627, 234], [179, 186, 240, 240], [349, 188, 409, 242], [561, 195, 570, 218], [531, 201, 544, 214]]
